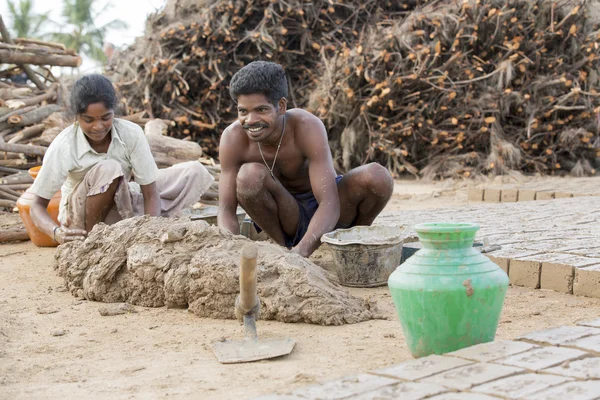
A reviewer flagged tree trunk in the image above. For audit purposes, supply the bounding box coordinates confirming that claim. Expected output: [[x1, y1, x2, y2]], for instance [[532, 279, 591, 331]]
[[8, 124, 45, 144], [4, 85, 57, 110], [0, 199, 17, 208], [0, 142, 47, 156], [144, 119, 204, 167], [0, 87, 33, 99], [0, 227, 30, 242], [0, 104, 61, 131]]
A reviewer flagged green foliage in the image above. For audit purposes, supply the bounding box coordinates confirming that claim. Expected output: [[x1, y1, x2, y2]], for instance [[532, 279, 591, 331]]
[[51, 0, 127, 62], [6, 0, 50, 38]]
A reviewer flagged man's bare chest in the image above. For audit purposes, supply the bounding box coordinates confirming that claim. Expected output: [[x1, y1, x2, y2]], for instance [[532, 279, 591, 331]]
[[245, 145, 308, 179]]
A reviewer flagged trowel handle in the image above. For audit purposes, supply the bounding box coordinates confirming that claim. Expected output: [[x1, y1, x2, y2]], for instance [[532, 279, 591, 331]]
[[239, 243, 258, 312]]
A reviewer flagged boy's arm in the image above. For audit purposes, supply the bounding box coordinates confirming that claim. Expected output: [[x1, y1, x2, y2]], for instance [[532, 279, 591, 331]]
[[140, 181, 161, 216], [293, 114, 340, 257]]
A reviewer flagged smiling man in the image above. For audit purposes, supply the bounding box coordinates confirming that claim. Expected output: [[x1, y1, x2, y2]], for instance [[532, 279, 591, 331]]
[[218, 61, 394, 257]]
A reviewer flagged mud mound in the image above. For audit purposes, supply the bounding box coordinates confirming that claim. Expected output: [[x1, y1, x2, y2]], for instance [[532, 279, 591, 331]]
[[55, 216, 378, 325]]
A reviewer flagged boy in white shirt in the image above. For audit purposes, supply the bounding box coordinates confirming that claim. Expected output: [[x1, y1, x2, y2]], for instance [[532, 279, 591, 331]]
[[30, 74, 213, 244]]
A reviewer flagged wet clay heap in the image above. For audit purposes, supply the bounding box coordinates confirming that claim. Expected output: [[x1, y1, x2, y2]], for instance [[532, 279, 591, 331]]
[[55, 216, 378, 325]]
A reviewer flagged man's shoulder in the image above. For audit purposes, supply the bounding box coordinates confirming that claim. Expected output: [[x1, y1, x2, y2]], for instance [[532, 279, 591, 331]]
[[287, 109, 327, 142], [221, 120, 246, 143], [287, 108, 321, 123]]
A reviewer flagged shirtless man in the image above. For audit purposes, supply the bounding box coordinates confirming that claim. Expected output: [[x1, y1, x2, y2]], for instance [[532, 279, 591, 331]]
[[218, 61, 394, 257]]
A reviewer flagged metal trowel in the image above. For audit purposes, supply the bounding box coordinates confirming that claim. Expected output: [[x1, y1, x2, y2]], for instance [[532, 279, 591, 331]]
[[212, 243, 295, 364]]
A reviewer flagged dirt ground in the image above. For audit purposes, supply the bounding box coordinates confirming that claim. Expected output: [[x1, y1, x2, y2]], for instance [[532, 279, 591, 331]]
[[1, 178, 600, 400]]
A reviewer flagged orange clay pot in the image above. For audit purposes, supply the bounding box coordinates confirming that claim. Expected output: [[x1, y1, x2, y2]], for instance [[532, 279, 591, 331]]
[[16, 166, 61, 247]]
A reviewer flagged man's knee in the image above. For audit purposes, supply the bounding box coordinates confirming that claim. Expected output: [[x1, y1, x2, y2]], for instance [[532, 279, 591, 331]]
[[362, 163, 394, 199], [236, 163, 270, 199]]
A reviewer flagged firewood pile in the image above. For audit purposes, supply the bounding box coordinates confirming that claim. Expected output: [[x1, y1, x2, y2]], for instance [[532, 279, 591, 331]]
[[108, 0, 425, 158], [310, 0, 600, 179], [0, 15, 73, 211], [109, 0, 600, 179]]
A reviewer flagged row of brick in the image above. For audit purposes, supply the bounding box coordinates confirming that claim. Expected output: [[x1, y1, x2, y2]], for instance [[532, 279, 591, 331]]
[[377, 194, 600, 300], [256, 320, 600, 399], [467, 187, 592, 203], [486, 250, 600, 298]]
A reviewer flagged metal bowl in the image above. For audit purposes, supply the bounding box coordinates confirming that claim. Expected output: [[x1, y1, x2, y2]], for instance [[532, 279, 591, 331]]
[[185, 206, 246, 226], [321, 225, 407, 287]]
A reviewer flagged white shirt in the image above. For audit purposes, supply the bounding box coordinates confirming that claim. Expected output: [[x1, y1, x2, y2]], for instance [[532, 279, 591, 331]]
[[30, 118, 159, 224]]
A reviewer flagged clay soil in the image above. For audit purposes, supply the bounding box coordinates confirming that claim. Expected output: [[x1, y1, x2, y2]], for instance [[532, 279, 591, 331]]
[[1, 178, 600, 400]]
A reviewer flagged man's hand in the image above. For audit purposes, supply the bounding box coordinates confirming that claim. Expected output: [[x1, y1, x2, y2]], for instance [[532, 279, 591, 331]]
[[54, 226, 87, 244]]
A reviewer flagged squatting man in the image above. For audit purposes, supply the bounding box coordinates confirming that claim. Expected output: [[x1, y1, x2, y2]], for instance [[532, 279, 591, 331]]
[[217, 61, 394, 257]]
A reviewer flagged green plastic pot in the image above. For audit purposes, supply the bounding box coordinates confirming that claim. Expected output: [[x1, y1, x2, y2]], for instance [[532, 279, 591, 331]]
[[388, 222, 508, 358]]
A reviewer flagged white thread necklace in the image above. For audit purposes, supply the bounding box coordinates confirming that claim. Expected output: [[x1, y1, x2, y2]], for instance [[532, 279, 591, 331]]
[[258, 115, 286, 180]]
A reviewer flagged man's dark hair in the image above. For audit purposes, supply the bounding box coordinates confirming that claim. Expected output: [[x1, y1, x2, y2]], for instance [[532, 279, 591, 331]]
[[70, 74, 117, 115], [229, 61, 288, 106]]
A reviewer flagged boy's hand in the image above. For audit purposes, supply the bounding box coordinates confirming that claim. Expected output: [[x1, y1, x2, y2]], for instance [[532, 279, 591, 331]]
[[54, 226, 87, 244]]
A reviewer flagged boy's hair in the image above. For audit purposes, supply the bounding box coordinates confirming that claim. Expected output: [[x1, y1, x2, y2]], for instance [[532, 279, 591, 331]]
[[229, 61, 288, 106], [70, 74, 117, 115]]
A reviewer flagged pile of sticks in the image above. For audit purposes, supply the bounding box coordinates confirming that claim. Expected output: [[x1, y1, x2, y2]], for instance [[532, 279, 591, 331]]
[[0, 166, 33, 209], [109, 0, 600, 179], [310, 0, 600, 178], [0, 14, 73, 207], [108, 0, 426, 158]]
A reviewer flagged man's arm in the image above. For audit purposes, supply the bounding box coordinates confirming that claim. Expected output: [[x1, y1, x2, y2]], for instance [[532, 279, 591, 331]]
[[293, 114, 340, 257], [140, 181, 161, 216], [217, 127, 242, 235]]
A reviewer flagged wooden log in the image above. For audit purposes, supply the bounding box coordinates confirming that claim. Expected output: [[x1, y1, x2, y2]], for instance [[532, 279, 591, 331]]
[[7, 124, 45, 144], [0, 185, 21, 197], [201, 191, 218, 201], [5, 84, 57, 110], [0, 183, 30, 190], [0, 227, 30, 242], [8, 114, 22, 124], [0, 187, 20, 200], [0, 199, 16, 208], [0, 87, 32, 99], [0, 142, 47, 156], [0, 49, 82, 67], [0, 127, 20, 141], [13, 38, 76, 55], [144, 119, 203, 166], [0, 105, 37, 123], [0, 150, 23, 159], [32, 126, 62, 146], [120, 111, 147, 124], [0, 15, 45, 90], [0, 104, 61, 130], [0, 42, 70, 56], [0, 172, 33, 185], [0, 160, 39, 169], [0, 166, 22, 174]]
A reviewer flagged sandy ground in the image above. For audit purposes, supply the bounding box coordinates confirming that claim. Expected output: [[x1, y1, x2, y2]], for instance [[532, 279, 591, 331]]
[[1, 178, 600, 400]]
